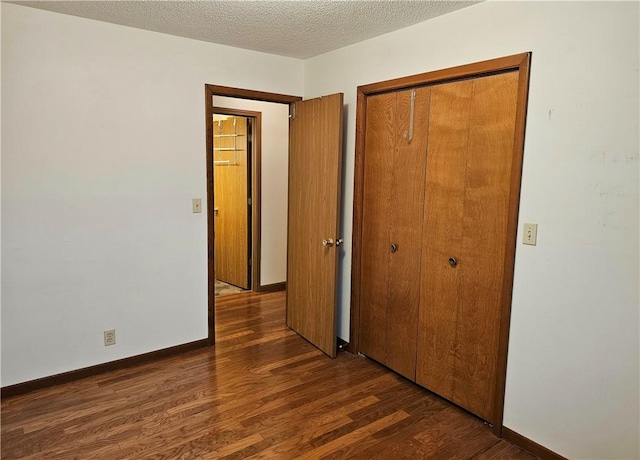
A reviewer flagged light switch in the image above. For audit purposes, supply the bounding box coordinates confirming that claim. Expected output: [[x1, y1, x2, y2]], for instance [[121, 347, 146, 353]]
[[523, 223, 538, 246], [192, 198, 202, 213]]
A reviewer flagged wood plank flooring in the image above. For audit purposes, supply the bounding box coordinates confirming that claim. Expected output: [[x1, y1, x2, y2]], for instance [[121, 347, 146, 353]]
[[1, 291, 537, 459]]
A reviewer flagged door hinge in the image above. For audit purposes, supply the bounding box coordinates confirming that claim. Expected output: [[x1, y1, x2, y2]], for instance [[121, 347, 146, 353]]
[[289, 103, 297, 120], [248, 197, 252, 206], [247, 134, 253, 142], [249, 258, 252, 266]]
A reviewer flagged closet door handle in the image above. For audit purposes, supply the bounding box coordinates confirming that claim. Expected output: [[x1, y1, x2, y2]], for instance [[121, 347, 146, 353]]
[[322, 238, 334, 247], [448, 257, 458, 268], [390, 244, 398, 253]]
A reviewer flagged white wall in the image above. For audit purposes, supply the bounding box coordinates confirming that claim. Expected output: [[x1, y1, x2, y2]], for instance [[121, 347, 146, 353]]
[[212, 97, 290, 286], [0, 3, 303, 387], [305, 2, 639, 459]]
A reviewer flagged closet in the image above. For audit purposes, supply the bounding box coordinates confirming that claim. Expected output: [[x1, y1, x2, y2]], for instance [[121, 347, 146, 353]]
[[353, 53, 531, 426], [213, 116, 250, 289]]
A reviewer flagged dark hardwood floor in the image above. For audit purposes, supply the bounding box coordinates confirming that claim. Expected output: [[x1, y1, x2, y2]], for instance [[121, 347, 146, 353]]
[[1, 291, 537, 459]]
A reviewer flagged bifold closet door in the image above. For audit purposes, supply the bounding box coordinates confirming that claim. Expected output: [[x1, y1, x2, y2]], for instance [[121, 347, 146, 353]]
[[416, 71, 520, 423], [359, 87, 430, 379]]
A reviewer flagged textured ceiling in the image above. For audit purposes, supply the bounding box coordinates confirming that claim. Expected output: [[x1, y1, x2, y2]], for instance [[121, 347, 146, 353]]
[[11, 1, 478, 59]]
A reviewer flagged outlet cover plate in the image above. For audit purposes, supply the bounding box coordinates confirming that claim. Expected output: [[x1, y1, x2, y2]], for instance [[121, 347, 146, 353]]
[[104, 329, 116, 346]]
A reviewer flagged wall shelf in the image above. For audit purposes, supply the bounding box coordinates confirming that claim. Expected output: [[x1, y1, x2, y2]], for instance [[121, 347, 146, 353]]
[[214, 117, 245, 165]]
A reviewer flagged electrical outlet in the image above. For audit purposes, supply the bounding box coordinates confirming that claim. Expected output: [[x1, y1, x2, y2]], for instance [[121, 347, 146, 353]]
[[523, 223, 538, 246], [192, 198, 202, 213], [104, 329, 116, 346]]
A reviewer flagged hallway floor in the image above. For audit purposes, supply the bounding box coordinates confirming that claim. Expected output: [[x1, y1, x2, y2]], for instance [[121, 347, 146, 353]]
[[215, 279, 248, 296]]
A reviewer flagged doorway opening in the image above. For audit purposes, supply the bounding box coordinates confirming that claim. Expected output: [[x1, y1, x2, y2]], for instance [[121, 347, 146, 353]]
[[205, 85, 302, 345], [212, 111, 255, 296]]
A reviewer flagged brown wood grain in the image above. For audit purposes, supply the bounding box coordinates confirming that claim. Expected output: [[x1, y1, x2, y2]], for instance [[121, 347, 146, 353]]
[[286, 93, 343, 357], [0, 339, 208, 399], [503, 427, 568, 460], [416, 78, 474, 402], [1, 291, 545, 460], [205, 85, 216, 344], [359, 91, 394, 365], [348, 90, 368, 355], [492, 53, 532, 433], [474, 439, 539, 460], [351, 55, 531, 348], [454, 71, 519, 421], [214, 116, 250, 289], [213, 106, 263, 292], [358, 53, 529, 95], [417, 72, 520, 423], [385, 87, 430, 380], [256, 282, 286, 293], [206, 85, 301, 104], [205, 85, 302, 346], [351, 53, 532, 431], [359, 87, 430, 380]]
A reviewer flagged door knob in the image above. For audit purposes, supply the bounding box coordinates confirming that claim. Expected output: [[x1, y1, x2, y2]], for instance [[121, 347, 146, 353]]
[[390, 244, 398, 253], [448, 257, 458, 268], [336, 238, 344, 246], [322, 238, 334, 247]]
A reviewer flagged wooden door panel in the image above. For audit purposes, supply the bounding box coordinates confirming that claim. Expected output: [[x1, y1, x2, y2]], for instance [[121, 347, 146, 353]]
[[353, 54, 531, 430], [359, 92, 394, 365], [286, 104, 305, 338], [360, 88, 430, 380], [287, 94, 343, 357], [214, 117, 249, 288], [417, 72, 520, 423], [385, 87, 430, 379], [453, 71, 519, 420], [416, 80, 474, 400]]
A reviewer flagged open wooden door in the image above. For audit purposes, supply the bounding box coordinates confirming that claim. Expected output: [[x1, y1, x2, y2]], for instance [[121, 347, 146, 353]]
[[286, 93, 343, 357]]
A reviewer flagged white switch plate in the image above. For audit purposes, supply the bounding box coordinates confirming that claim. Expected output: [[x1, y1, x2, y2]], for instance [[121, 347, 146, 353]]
[[192, 198, 202, 213], [523, 223, 538, 246]]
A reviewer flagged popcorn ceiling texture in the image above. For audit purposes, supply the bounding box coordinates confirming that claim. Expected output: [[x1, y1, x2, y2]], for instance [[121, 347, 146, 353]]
[[12, 1, 478, 59]]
